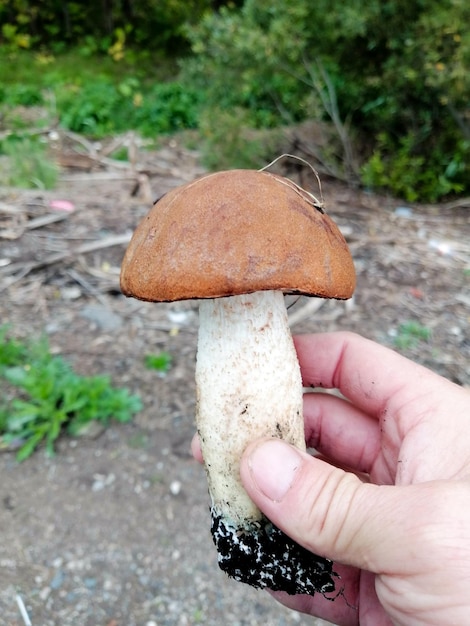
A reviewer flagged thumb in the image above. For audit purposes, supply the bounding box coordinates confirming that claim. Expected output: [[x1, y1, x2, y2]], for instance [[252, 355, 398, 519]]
[[239, 438, 456, 574]]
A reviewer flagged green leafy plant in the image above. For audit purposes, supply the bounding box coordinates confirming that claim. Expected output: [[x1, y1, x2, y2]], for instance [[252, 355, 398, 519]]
[[0, 83, 44, 107], [55, 78, 202, 138], [394, 321, 432, 350], [0, 46, 198, 139], [361, 132, 466, 202], [133, 81, 202, 137], [144, 351, 172, 374], [0, 327, 142, 461]]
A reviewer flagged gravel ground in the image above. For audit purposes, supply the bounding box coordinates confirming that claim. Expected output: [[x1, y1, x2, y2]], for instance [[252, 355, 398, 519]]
[[1, 425, 324, 626]]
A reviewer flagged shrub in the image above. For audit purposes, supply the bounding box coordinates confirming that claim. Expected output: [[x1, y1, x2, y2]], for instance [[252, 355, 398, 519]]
[[361, 133, 467, 202], [134, 81, 202, 137], [56, 78, 202, 138], [0, 84, 44, 106], [182, 0, 470, 200]]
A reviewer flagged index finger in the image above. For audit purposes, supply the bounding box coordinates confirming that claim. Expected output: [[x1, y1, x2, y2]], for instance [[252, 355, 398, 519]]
[[293, 332, 455, 418]]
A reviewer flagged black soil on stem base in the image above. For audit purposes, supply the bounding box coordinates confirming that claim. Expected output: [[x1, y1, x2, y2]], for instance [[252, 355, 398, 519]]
[[211, 509, 338, 596]]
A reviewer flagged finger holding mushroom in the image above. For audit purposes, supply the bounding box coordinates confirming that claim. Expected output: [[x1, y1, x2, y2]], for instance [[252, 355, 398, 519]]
[[120, 169, 355, 596]]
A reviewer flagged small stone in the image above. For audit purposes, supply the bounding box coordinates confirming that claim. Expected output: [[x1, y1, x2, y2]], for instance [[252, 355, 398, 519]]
[[73, 420, 106, 440], [80, 304, 123, 330], [167, 309, 193, 325], [50, 569, 65, 590], [60, 286, 82, 300], [92, 473, 115, 492], [39, 587, 51, 601], [84, 577, 97, 590], [394, 206, 413, 217], [169, 480, 181, 496]]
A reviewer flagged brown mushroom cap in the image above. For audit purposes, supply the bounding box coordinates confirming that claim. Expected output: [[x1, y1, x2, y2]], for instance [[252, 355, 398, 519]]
[[120, 169, 355, 302]]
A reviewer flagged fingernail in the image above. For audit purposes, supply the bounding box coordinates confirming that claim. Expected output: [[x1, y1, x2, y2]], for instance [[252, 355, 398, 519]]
[[248, 439, 303, 502]]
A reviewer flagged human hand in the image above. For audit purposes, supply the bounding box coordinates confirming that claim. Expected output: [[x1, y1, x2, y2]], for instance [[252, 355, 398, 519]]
[[239, 332, 470, 626]]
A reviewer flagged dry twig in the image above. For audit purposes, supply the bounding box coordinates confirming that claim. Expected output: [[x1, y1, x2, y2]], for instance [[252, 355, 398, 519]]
[[0, 233, 131, 290]]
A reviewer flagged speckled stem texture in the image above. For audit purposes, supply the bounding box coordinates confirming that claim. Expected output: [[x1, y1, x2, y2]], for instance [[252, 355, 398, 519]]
[[195, 291, 337, 595]]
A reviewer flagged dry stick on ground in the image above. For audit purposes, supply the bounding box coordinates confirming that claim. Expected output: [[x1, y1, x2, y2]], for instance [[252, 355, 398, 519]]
[[15, 593, 32, 626], [442, 197, 470, 210], [58, 129, 167, 177], [0, 233, 131, 290], [0, 125, 55, 142], [1, 204, 70, 240], [67, 268, 110, 306]]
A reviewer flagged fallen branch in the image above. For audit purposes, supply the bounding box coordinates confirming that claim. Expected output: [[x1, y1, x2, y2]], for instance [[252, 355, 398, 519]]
[[25, 212, 70, 231], [0, 233, 131, 289], [67, 268, 109, 306], [441, 197, 470, 210]]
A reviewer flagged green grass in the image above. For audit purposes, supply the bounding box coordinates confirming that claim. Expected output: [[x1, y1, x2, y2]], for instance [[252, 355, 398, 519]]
[[394, 321, 432, 350], [0, 326, 142, 461], [0, 47, 176, 92], [144, 351, 173, 374]]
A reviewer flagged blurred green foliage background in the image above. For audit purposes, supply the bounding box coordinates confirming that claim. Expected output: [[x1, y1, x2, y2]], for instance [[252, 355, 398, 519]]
[[1, 0, 469, 201]]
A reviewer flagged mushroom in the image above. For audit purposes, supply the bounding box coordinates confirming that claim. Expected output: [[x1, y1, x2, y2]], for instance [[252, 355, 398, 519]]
[[120, 169, 355, 596]]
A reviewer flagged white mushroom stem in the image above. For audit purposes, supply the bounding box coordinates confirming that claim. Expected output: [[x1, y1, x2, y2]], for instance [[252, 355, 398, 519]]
[[196, 290, 306, 527]]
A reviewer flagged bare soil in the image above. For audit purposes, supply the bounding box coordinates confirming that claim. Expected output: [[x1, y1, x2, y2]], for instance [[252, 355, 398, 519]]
[[1, 136, 469, 626]]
